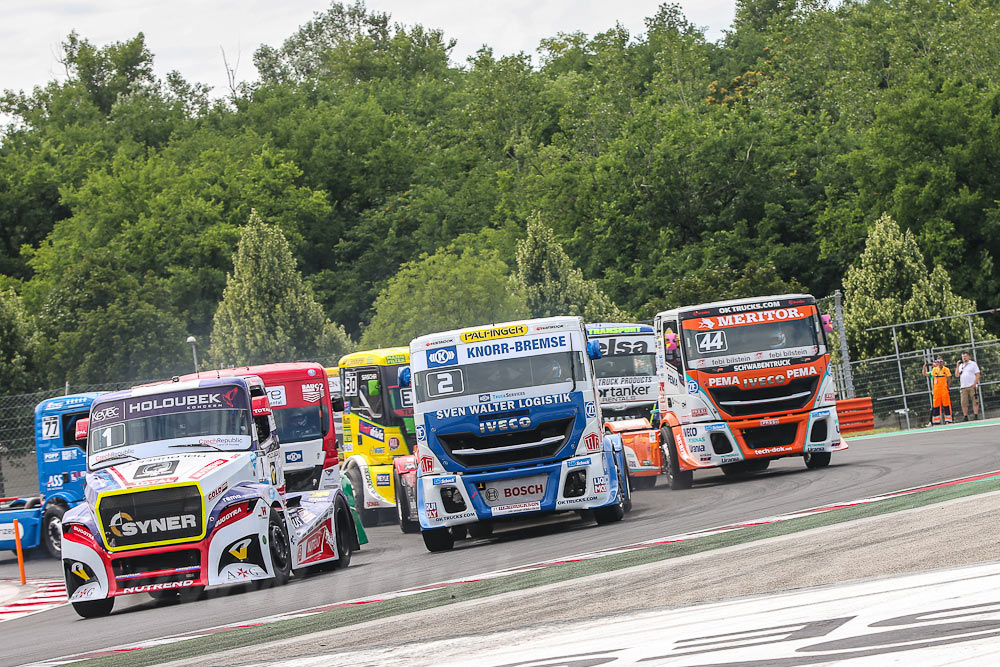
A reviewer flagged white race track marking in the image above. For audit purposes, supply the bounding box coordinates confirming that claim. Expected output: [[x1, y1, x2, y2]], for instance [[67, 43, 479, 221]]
[[264, 561, 1000, 666], [0, 579, 66, 622]]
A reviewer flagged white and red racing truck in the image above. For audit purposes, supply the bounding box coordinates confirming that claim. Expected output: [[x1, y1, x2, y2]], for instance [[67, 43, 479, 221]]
[[61, 376, 359, 617]]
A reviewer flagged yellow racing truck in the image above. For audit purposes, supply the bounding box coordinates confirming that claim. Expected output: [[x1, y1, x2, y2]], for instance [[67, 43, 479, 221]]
[[338, 348, 415, 527]]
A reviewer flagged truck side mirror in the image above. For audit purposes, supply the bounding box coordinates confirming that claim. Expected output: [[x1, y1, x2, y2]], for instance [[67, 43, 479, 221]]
[[332, 396, 344, 412], [587, 340, 603, 360], [75, 418, 90, 441], [252, 395, 273, 417], [366, 379, 380, 396], [398, 366, 411, 388]]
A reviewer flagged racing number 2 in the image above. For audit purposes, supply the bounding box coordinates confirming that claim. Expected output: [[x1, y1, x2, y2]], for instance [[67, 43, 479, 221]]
[[427, 369, 464, 397]]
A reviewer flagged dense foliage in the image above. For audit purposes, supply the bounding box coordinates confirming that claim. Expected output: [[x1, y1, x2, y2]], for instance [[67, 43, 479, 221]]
[[3, 0, 1000, 387]]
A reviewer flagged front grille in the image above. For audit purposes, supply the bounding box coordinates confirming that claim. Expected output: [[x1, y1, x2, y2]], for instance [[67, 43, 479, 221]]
[[436, 417, 574, 469], [741, 423, 799, 449], [98, 485, 204, 550], [707, 377, 820, 417], [112, 549, 201, 586]]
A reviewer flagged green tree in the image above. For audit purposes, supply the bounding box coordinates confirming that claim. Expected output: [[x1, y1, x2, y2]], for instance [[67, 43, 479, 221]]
[[843, 214, 980, 358], [360, 242, 528, 348], [209, 212, 352, 366], [514, 215, 629, 322], [0, 289, 34, 392]]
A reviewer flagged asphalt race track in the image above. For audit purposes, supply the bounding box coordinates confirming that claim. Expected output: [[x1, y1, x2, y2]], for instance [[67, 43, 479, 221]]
[[2, 424, 999, 666]]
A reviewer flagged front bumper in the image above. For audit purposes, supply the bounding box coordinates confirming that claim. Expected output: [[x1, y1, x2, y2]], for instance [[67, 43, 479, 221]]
[[416, 450, 621, 528], [62, 501, 273, 602], [675, 407, 842, 470]]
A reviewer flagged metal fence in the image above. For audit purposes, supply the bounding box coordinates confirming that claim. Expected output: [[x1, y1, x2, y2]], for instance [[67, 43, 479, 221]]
[[833, 339, 999, 430]]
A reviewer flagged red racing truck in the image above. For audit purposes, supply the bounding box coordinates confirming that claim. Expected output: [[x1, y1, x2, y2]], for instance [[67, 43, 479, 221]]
[[653, 294, 847, 489], [179, 363, 337, 492]]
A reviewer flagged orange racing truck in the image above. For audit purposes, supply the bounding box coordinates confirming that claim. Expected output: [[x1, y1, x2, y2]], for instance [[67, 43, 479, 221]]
[[653, 294, 847, 489]]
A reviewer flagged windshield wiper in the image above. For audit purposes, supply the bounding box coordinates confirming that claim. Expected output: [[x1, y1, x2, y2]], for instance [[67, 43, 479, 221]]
[[169, 443, 225, 451], [92, 453, 140, 467]]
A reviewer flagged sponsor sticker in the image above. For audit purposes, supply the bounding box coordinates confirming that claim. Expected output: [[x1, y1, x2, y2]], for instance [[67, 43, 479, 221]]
[[264, 385, 288, 407], [416, 425, 427, 443], [460, 324, 528, 343], [687, 380, 700, 394], [375, 473, 390, 486], [133, 460, 179, 480], [207, 482, 228, 501], [585, 401, 597, 418], [813, 409, 831, 418], [44, 452, 60, 463], [705, 423, 727, 432], [420, 456, 434, 473], [683, 427, 698, 438], [433, 476, 457, 485], [301, 383, 324, 403], [584, 432, 601, 452], [285, 450, 304, 463], [427, 346, 458, 368], [593, 475, 609, 493], [425, 502, 438, 519], [491, 501, 541, 516], [760, 418, 780, 426], [567, 457, 591, 469], [689, 444, 707, 453]]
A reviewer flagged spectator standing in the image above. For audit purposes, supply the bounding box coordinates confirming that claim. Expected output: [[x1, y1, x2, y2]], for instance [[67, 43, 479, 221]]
[[922, 357, 953, 426], [956, 352, 982, 421]]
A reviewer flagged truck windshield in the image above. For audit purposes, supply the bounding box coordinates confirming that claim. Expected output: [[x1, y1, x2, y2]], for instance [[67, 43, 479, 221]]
[[89, 409, 251, 454], [415, 351, 583, 401], [593, 353, 655, 379], [683, 317, 820, 366], [273, 406, 325, 444]]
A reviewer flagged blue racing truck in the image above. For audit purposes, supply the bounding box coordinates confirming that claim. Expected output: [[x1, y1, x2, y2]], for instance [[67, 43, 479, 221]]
[[1, 393, 101, 558], [404, 317, 632, 552]]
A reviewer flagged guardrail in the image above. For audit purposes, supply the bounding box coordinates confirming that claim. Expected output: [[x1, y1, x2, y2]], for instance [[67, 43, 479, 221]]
[[837, 397, 875, 434]]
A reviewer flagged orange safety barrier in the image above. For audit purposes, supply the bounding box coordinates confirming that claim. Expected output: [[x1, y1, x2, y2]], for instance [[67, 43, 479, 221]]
[[837, 397, 875, 434]]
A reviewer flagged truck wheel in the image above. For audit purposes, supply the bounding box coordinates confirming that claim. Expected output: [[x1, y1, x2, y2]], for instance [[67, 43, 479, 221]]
[[42, 504, 67, 558], [394, 471, 420, 534], [267, 510, 291, 586], [721, 462, 748, 477], [468, 522, 494, 539], [421, 527, 454, 552], [346, 467, 378, 528], [662, 428, 693, 490], [451, 525, 469, 540], [72, 598, 114, 618], [333, 507, 353, 569], [747, 459, 770, 472], [804, 452, 832, 469], [633, 475, 657, 490], [594, 453, 628, 525]]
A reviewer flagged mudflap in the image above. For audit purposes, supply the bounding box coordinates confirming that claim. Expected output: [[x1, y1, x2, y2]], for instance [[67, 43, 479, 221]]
[[339, 475, 369, 545]]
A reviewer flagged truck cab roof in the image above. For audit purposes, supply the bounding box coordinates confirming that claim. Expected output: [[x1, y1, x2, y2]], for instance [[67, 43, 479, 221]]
[[656, 293, 816, 320], [338, 347, 409, 367]]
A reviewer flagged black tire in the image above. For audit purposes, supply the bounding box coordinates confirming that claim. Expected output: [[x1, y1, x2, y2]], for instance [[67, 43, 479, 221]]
[[746, 459, 770, 472], [266, 509, 292, 586], [394, 471, 420, 534], [333, 508, 353, 569], [632, 475, 657, 490], [72, 598, 114, 618], [804, 452, 832, 469], [594, 452, 628, 525], [421, 527, 455, 552], [346, 467, 378, 528], [721, 462, 748, 477], [662, 428, 693, 490], [451, 525, 469, 540], [42, 503, 66, 559], [468, 522, 494, 539]]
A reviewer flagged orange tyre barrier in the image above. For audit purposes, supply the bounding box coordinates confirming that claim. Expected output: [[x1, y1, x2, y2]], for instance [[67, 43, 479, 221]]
[[837, 397, 875, 434]]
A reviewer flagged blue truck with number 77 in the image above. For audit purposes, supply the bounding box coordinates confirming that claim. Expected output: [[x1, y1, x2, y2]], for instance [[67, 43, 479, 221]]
[[0, 394, 101, 558]]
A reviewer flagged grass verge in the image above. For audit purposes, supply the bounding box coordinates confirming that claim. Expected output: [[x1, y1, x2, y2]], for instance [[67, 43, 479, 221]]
[[82, 474, 1000, 667]]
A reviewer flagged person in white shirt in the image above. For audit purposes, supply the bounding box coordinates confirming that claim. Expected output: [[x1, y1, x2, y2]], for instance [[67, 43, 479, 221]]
[[956, 352, 981, 421]]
